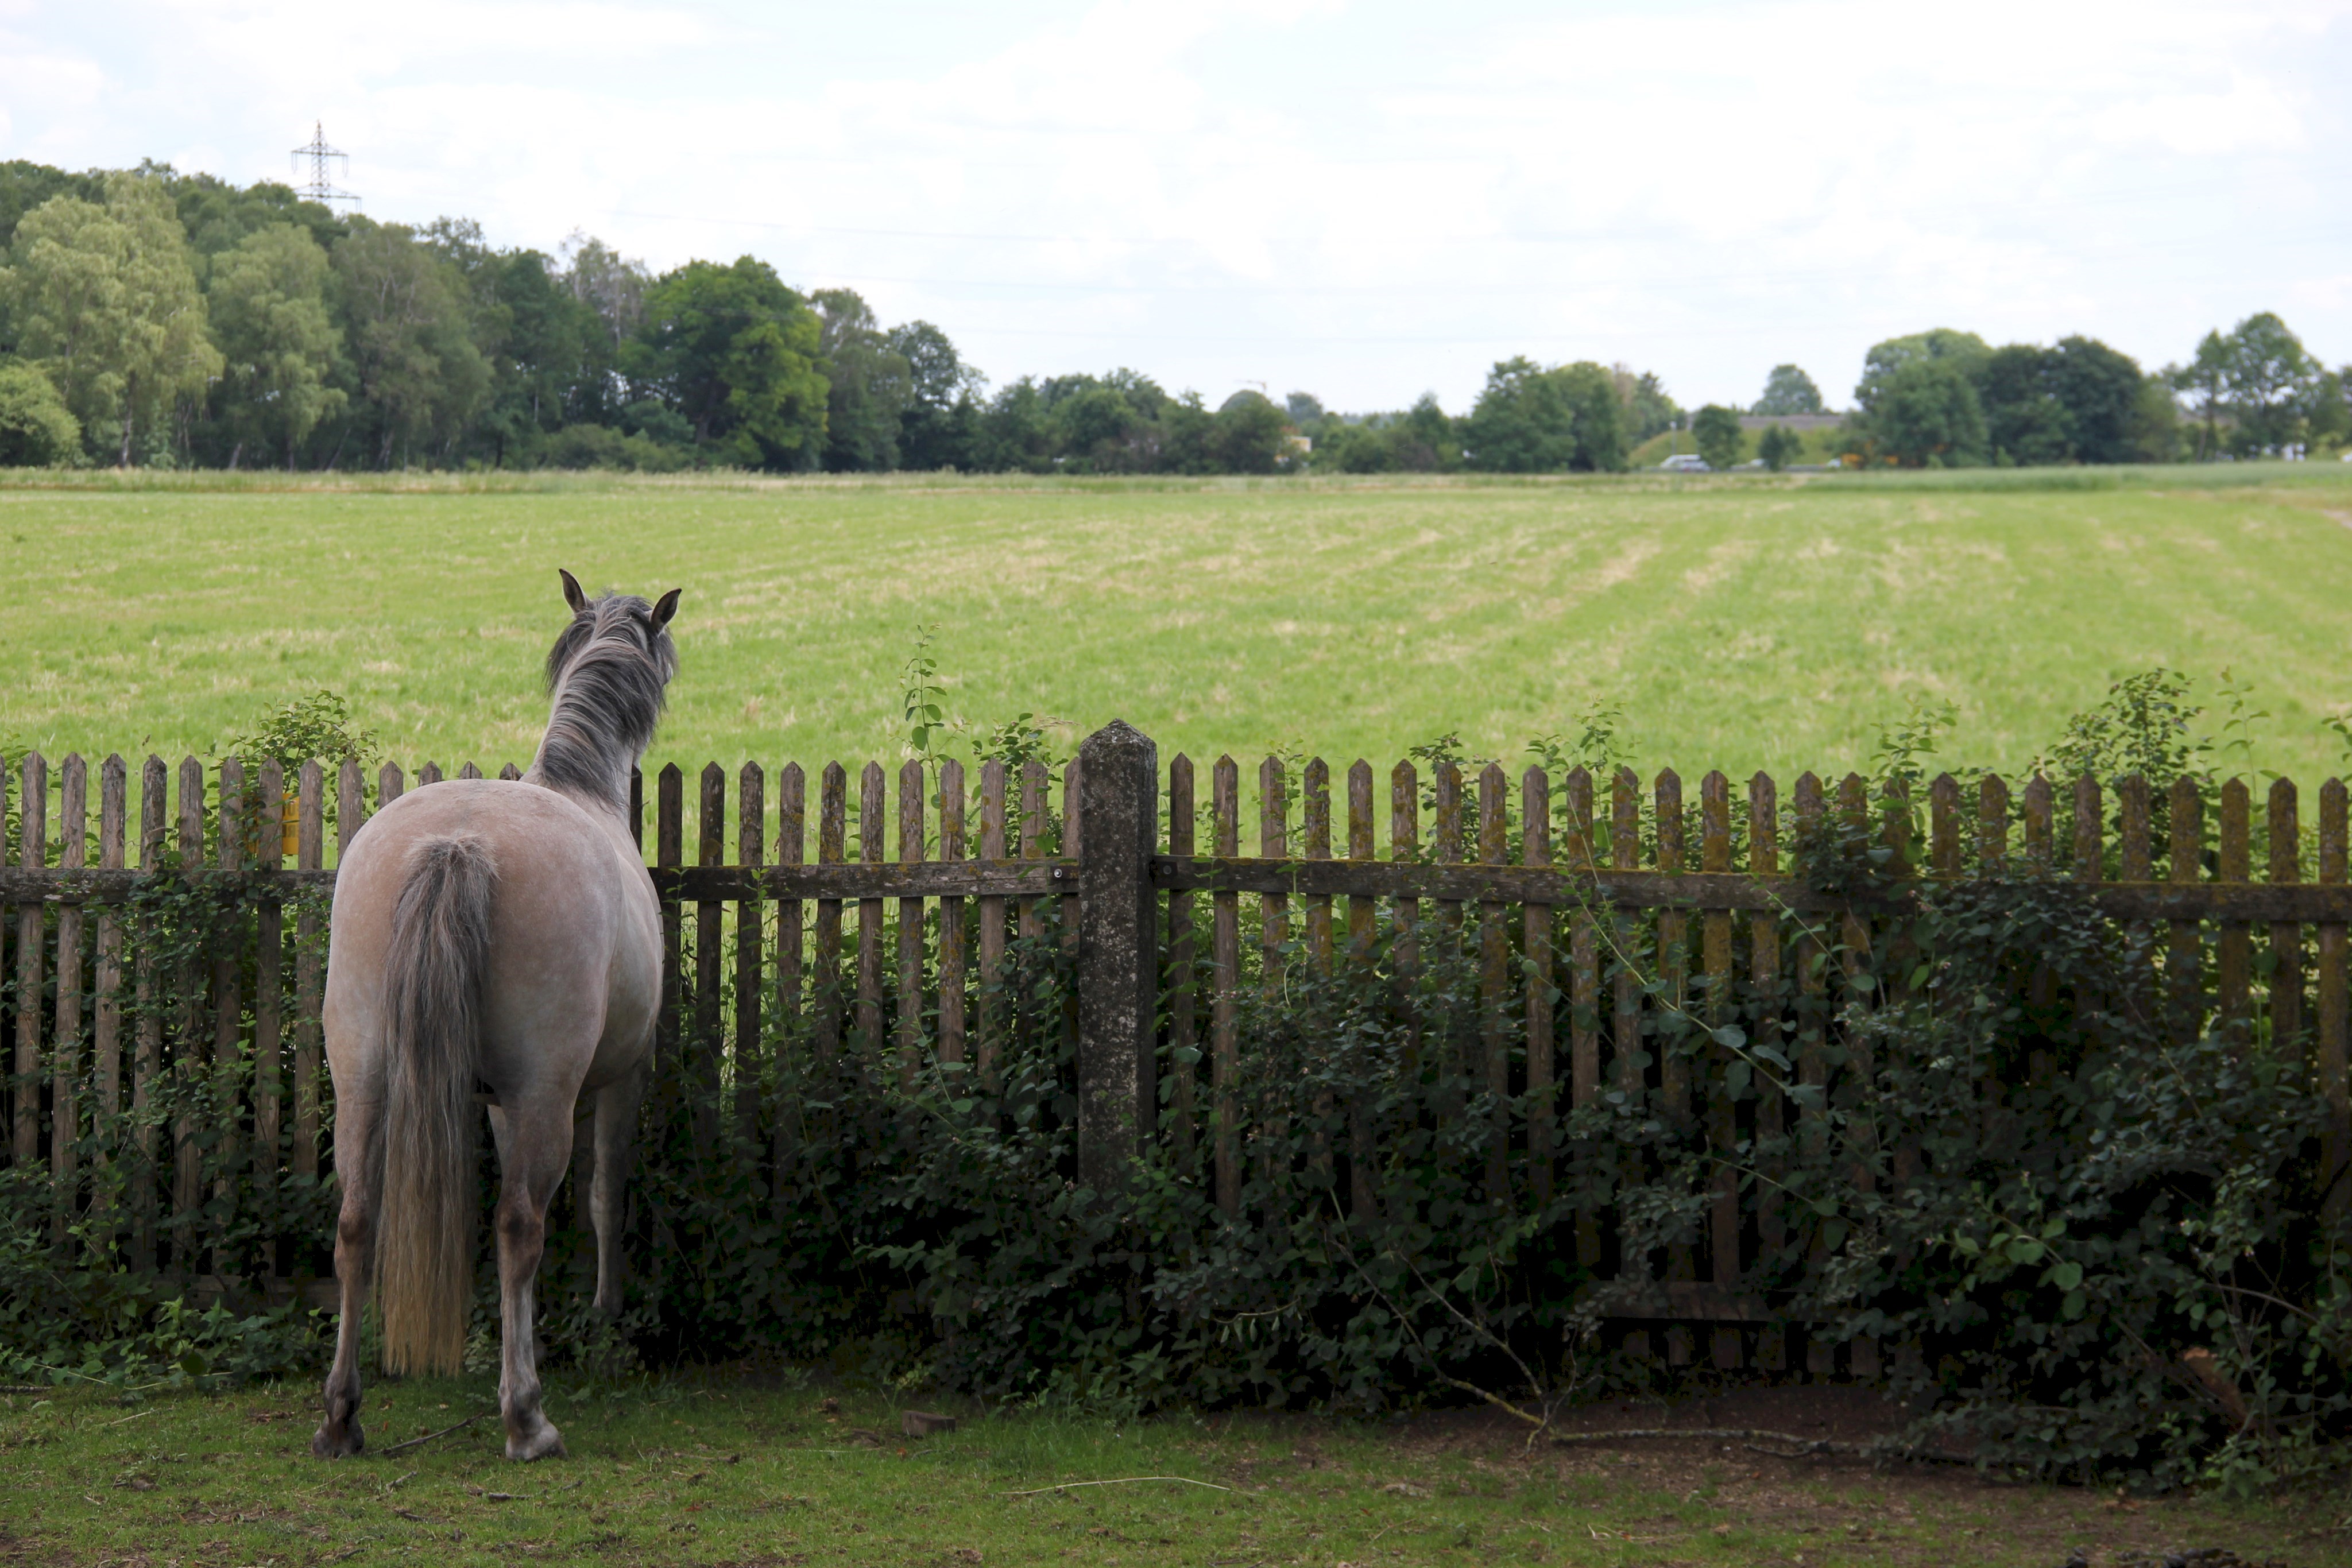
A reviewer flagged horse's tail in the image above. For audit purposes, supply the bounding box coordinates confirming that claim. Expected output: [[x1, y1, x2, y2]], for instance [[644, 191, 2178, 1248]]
[[376, 835, 496, 1377]]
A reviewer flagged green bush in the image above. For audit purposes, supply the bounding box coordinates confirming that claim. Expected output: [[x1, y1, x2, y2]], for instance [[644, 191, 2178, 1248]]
[[0, 362, 82, 467]]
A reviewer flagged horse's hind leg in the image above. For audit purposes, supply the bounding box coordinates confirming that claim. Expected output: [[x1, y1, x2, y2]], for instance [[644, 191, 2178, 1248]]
[[492, 1095, 573, 1461], [313, 1091, 381, 1458], [589, 1063, 648, 1318]]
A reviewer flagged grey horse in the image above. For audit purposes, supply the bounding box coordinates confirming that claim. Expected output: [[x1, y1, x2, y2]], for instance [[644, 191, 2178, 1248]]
[[313, 571, 680, 1461]]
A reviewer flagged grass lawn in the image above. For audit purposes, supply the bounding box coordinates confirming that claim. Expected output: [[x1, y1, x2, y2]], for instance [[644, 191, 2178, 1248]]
[[5, 467, 2352, 795], [6, 1376, 2347, 1567]]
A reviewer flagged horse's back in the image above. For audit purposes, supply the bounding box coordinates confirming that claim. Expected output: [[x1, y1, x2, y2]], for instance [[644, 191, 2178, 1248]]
[[325, 779, 660, 1092]]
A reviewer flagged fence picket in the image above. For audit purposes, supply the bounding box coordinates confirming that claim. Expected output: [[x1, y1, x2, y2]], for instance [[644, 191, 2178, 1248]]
[[14, 751, 45, 1168], [938, 758, 966, 1069], [1305, 759, 1333, 972], [1213, 756, 1240, 1217], [95, 756, 125, 1133], [52, 755, 84, 1234], [2219, 780, 2252, 1043], [815, 764, 846, 1064], [133, 757, 164, 1268], [1166, 755, 1195, 1167], [212, 758, 245, 1204], [1980, 774, 2009, 869], [2169, 776, 2204, 1043], [897, 760, 926, 1084], [1748, 770, 1783, 1368], [1347, 759, 1376, 1215], [1522, 764, 1553, 1205], [695, 763, 726, 1141], [976, 761, 1005, 1081], [2269, 780, 2303, 1052], [656, 765, 683, 1101], [1565, 765, 1599, 1265], [1700, 769, 1738, 1369], [737, 762, 765, 1148], [296, 762, 325, 1180], [1478, 762, 1510, 1197], [252, 760, 283, 1205], [2322, 780, 2348, 1219], [1390, 761, 1419, 992], [858, 762, 885, 1063], [773, 762, 806, 1184], [173, 756, 203, 1261], [1260, 757, 1289, 995]]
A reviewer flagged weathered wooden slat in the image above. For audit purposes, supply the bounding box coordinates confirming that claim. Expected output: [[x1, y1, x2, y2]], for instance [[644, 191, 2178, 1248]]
[[498, 763, 521, 781], [1303, 759, 1333, 972], [1345, 760, 1374, 1216], [2268, 780, 2303, 1052], [295, 762, 325, 1179], [1836, 772, 1878, 1381], [2169, 775, 2204, 1043], [1565, 765, 1600, 1266], [377, 761, 404, 813], [976, 760, 1005, 1081], [1213, 755, 1240, 1217], [1260, 756, 1289, 997], [14, 751, 45, 1168], [419, 761, 443, 787], [1019, 761, 1046, 946], [1610, 766, 1642, 1118], [133, 757, 164, 1267], [94, 756, 125, 1133], [1749, 770, 1784, 1370], [1477, 762, 1510, 1197], [656, 766, 684, 1103], [1522, 765, 1554, 1206], [736, 761, 765, 1148], [694, 762, 725, 1140], [773, 762, 806, 1186], [1390, 761, 1419, 992], [2117, 774, 2155, 1026], [251, 760, 283, 1200], [1433, 760, 1464, 944], [173, 756, 204, 1259], [2218, 779, 2252, 1042], [814, 763, 846, 1063], [2024, 774, 2053, 872], [2321, 780, 2347, 1219], [1166, 755, 1195, 1167], [1656, 768, 1693, 1364], [1929, 773, 1960, 877], [896, 760, 926, 1084], [1979, 773, 2009, 870], [857, 763, 887, 1063], [1700, 769, 1739, 1370], [937, 758, 966, 1070], [51, 755, 85, 1232]]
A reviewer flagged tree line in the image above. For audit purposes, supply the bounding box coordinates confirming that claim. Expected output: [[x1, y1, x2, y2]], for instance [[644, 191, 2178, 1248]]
[[0, 161, 2341, 474]]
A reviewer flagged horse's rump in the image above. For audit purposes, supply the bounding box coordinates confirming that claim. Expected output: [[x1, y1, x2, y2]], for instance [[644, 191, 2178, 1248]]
[[378, 834, 497, 1377]]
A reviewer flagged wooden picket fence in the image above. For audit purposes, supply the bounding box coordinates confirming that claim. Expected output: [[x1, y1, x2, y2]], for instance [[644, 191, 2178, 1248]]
[[5, 722, 2350, 1370]]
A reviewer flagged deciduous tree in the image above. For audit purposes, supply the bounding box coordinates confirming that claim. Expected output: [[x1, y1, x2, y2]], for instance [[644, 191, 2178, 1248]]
[[1751, 363, 1824, 416], [207, 223, 345, 469], [626, 255, 826, 471], [1692, 403, 1744, 469]]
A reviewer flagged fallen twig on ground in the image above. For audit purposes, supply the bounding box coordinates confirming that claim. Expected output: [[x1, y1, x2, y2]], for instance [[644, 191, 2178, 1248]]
[[380, 1412, 488, 1456], [1000, 1476, 1232, 1497], [1547, 1426, 1971, 1464]]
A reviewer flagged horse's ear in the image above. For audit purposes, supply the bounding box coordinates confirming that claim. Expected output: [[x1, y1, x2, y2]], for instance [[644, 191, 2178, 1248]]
[[559, 568, 588, 614], [651, 589, 681, 630]]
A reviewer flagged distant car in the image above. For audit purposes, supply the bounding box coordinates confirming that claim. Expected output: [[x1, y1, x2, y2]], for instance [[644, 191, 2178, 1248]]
[[1658, 453, 1708, 472]]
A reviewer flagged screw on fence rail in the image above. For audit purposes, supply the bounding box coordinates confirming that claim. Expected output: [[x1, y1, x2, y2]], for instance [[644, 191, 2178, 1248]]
[[1076, 720, 1158, 1191]]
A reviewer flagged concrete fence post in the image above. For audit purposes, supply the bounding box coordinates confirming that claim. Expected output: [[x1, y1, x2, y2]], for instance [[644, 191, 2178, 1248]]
[[1076, 720, 1158, 1188]]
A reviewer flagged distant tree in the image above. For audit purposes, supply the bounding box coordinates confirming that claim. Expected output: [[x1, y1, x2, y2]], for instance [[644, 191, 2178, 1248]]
[[1692, 403, 1745, 469], [2310, 366, 2351, 451], [1755, 423, 1801, 471], [2214, 312, 2320, 455], [812, 287, 912, 473], [206, 223, 346, 469], [1285, 390, 1327, 433], [167, 168, 342, 263], [973, 377, 1053, 473], [3, 173, 221, 464], [1212, 390, 1292, 474], [626, 255, 826, 471], [2047, 336, 2144, 464], [1862, 358, 1986, 467], [332, 218, 490, 469], [2127, 375, 2185, 462], [561, 233, 649, 355], [888, 319, 981, 470], [1554, 361, 1628, 471], [0, 160, 98, 256], [1463, 356, 1576, 472], [1976, 344, 2071, 467], [2167, 332, 2231, 462], [1751, 363, 1825, 416], [1855, 328, 1991, 410], [1612, 365, 1681, 442], [0, 363, 80, 466]]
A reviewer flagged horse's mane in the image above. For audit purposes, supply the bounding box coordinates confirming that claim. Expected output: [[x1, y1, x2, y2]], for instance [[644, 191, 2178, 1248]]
[[532, 592, 676, 811]]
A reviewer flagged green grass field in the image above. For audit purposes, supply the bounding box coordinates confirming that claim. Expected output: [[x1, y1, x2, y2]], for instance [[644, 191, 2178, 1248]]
[[6, 466, 2352, 791], [6, 1377, 2343, 1567]]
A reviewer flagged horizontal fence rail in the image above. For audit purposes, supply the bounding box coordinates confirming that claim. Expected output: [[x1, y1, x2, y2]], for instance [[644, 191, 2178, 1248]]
[[5, 731, 2350, 1374]]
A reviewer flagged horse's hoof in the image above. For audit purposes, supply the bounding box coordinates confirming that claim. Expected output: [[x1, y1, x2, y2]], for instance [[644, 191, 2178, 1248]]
[[311, 1420, 365, 1459], [506, 1422, 566, 1462]]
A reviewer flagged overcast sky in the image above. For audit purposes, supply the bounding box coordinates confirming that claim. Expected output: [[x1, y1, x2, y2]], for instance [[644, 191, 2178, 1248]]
[[6, 0, 2349, 413]]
